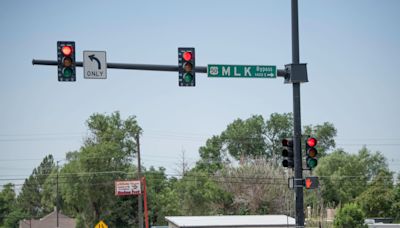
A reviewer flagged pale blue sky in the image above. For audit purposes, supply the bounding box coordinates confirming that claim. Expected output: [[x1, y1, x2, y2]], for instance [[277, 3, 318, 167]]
[[1, 0, 400, 190]]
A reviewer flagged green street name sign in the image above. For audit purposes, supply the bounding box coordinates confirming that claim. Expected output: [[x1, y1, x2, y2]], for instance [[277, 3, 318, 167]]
[[207, 64, 276, 78]]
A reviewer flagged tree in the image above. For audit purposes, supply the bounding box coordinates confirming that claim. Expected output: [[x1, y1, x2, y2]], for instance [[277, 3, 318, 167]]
[[176, 169, 232, 216], [334, 203, 366, 228], [60, 112, 141, 227], [315, 147, 389, 206], [145, 167, 182, 226], [196, 113, 336, 172], [0, 183, 16, 226], [356, 170, 394, 218], [196, 135, 226, 173], [215, 159, 292, 215], [2, 209, 27, 228], [391, 175, 400, 221], [221, 115, 267, 162], [17, 155, 56, 219]]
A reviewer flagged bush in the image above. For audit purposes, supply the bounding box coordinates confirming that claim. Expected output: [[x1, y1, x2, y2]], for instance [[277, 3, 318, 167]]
[[333, 203, 366, 228]]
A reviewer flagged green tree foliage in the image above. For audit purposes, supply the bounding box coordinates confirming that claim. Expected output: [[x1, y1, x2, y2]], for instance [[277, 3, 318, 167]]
[[176, 170, 232, 216], [1, 209, 27, 228], [315, 147, 388, 206], [5, 112, 372, 226], [197, 113, 336, 172], [60, 112, 141, 227], [391, 176, 400, 221], [221, 115, 267, 161], [17, 155, 56, 219], [333, 203, 366, 228], [196, 135, 226, 173], [356, 170, 394, 218], [0, 183, 16, 226], [145, 167, 182, 226]]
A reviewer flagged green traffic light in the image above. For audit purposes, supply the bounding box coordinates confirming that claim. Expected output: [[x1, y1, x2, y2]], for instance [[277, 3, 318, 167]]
[[307, 158, 318, 168], [183, 73, 193, 83], [62, 68, 73, 78]]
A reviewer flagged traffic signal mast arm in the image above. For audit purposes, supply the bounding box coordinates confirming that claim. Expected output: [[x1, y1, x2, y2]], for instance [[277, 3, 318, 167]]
[[32, 59, 287, 76]]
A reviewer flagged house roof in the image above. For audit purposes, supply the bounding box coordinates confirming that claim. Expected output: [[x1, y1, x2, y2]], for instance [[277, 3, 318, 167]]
[[165, 215, 295, 227], [19, 211, 76, 228]]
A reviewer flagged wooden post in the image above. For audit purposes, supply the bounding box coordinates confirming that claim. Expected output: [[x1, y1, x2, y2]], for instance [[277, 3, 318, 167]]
[[142, 177, 149, 228]]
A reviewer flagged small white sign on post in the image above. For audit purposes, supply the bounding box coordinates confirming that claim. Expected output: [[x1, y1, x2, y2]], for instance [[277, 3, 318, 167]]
[[83, 51, 107, 79], [115, 180, 141, 196]]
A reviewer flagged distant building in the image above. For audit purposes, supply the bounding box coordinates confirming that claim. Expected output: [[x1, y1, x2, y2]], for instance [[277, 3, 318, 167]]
[[365, 218, 400, 228], [19, 209, 76, 228], [165, 215, 296, 228]]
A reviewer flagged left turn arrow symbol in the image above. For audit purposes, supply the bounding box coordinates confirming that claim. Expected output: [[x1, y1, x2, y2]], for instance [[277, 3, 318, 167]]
[[89, 54, 101, 70]]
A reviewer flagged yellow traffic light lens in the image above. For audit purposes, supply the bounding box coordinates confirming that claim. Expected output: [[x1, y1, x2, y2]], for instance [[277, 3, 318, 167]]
[[308, 148, 317, 157], [63, 57, 72, 67], [183, 62, 193, 72]]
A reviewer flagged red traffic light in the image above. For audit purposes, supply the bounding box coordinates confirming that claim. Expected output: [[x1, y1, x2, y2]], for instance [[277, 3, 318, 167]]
[[61, 46, 73, 56], [183, 51, 192, 61], [306, 137, 317, 147]]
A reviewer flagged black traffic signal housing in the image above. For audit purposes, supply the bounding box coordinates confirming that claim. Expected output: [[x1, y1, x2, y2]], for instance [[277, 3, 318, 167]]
[[57, 41, 76, 81], [282, 138, 294, 168], [178, 47, 195, 86], [305, 137, 318, 170]]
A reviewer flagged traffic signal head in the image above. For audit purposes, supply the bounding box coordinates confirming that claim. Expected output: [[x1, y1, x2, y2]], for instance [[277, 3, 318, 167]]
[[305, 137, 318, 169], [304, 176, 319, 189], [282, 138, 294, 168], [57, 41, 76, 81], [178, 47, 195, 86]]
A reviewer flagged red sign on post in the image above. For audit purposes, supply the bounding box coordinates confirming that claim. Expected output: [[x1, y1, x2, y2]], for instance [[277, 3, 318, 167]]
[[115, 180, 141, 196]]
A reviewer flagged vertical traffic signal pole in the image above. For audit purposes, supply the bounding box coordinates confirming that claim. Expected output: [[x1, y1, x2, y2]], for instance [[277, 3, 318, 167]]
[[136, 134, 143, 228], [291, 0, 304, 227]]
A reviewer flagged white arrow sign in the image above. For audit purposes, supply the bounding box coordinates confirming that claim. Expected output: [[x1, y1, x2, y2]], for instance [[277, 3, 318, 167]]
[[83, 51, 107, 79]]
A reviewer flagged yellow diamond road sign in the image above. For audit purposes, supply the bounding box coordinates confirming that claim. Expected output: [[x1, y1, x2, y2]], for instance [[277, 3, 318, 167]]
[[95, 220, 108, 228]]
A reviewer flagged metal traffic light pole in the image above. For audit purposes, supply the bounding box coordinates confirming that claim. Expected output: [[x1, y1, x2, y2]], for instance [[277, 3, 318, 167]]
[[32, 60, 287, 77], [291, 0, 305, 227]]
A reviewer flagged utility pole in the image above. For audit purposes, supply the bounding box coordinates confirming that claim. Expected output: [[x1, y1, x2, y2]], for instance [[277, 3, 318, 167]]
[[291, 0, 305, 227], [56, 160, 60, 228], [136, 134, 143, 228]]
